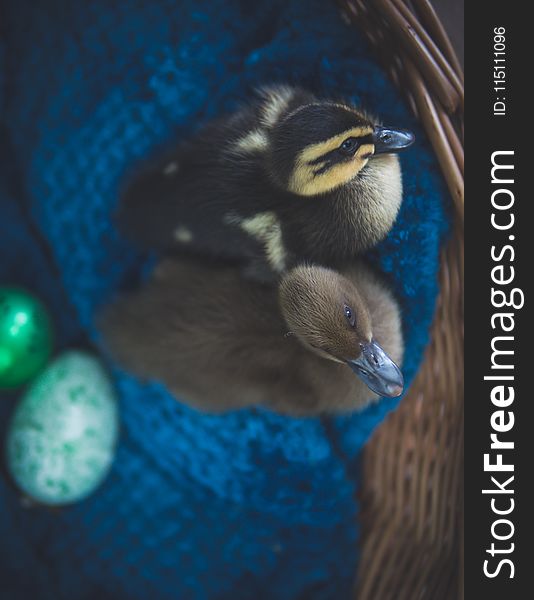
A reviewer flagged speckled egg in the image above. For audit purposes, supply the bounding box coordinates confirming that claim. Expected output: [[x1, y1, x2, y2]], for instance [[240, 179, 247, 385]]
[[5, 350, 119, 505]]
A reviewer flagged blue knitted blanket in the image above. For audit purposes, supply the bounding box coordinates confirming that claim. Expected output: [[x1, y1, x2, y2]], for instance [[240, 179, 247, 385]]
[[0, 1, 450, 598]]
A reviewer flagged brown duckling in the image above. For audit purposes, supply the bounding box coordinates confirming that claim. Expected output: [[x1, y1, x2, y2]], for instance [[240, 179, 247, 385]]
[[118, 85, 414, 282], [98, 258, 404, 415]]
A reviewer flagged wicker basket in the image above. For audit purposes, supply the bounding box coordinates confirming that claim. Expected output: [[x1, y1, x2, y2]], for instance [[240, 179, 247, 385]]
[[336, 1, 464, 598]]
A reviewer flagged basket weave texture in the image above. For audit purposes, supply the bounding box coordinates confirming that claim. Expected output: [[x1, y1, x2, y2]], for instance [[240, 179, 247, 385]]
[[337, 1, 464, 598]]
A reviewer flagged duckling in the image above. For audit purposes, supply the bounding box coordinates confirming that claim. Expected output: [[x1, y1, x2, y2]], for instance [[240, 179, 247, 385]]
[[118, 85, 414, 282], [98, 257, 404, 415]]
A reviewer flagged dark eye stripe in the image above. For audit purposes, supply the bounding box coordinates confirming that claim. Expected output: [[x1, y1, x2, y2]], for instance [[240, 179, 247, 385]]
[[313, 161, 333, 176], [307, 134, 374, 167], [340, 138, 359, 153], [307, 149, 339, 166]]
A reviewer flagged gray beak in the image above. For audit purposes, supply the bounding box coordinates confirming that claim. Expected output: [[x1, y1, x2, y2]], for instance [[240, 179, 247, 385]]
[[372, 126, 415, 154], [348, 340, 404, 398]]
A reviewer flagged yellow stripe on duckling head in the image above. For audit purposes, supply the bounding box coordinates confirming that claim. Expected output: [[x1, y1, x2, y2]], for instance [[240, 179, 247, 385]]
[[288, 126, 375, 196]]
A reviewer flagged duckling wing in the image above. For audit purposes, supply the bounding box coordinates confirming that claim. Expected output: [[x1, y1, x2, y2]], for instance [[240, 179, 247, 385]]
[[115, 111, 278, 268], [116, 116, 230, 250], [98, 257, 287, 410], [117, 155, 275, 273]]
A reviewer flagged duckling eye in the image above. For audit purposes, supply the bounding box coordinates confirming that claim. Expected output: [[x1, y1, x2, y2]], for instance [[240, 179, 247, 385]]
[[344, 304, 356, 327], [339, 137, 360, 156]]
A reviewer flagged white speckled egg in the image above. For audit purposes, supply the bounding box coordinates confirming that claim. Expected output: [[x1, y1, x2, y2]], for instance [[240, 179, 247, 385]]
[[5, 350, 119, 505]]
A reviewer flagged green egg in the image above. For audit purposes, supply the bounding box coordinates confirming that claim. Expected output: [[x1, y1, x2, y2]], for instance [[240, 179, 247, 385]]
[[5, 350, 119, 505], [0, 287, 54, 389]]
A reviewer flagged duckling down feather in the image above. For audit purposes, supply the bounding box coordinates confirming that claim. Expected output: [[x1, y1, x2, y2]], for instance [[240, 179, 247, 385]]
[[0, 0, 450, 598]]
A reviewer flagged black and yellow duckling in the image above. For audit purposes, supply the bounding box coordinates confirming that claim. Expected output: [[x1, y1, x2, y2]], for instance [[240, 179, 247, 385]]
[[118, 85, 415, 281], [98, 257, 404, 415]]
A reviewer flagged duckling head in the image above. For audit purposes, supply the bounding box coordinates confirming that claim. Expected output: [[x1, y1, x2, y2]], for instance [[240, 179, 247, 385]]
[[279, 265, 404, 398], [267, 102, 414, 197]]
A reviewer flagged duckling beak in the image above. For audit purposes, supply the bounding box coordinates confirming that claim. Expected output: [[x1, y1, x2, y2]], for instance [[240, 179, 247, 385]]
[[372, 126, 415, 155], [348, 340, 404, 398]]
